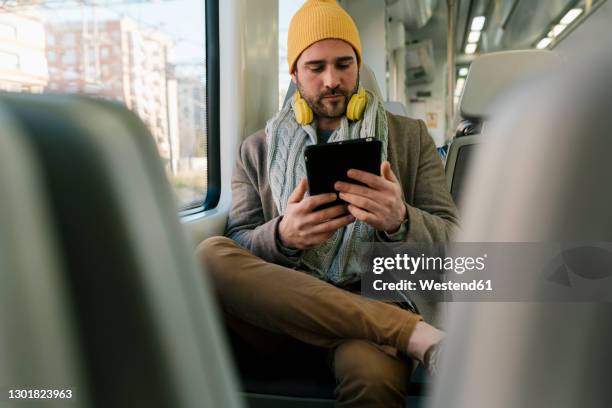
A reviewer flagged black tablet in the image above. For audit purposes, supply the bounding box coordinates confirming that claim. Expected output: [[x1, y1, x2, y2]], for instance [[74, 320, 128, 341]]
[[304, 138, 382, 209]]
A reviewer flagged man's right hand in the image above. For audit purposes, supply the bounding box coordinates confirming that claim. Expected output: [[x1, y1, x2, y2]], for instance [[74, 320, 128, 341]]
[[278, 178, 355, 250]]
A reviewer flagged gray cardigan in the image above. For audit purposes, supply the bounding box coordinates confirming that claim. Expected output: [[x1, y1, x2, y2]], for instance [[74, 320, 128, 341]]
[[225, 112, 459, 265]]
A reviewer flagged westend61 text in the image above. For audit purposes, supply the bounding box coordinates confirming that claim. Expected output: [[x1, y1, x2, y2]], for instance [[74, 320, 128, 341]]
[[372, 279, 493, 292]]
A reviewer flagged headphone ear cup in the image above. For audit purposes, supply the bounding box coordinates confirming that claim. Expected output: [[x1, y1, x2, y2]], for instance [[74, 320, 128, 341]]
[[293, 93, 313, 125], [346, 89, 367, 121]]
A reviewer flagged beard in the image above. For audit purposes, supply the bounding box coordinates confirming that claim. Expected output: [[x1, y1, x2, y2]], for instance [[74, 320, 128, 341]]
[[295, 75, 359, 119]]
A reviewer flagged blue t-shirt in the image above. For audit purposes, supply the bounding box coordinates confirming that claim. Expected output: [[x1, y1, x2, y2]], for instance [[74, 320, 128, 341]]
[[317, 128, 335, 144]]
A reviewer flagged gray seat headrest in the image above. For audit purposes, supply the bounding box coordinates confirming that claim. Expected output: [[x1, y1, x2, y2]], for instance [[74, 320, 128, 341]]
[[460, 50, 563, 120], [384, 101, 409, 117]]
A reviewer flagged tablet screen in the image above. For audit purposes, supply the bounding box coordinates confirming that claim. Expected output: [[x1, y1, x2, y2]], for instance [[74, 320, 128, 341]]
[[304, 138, 382, 209]]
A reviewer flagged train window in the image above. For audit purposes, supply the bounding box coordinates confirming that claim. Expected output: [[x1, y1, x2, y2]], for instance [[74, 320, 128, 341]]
[[0, 0, 218, 211]]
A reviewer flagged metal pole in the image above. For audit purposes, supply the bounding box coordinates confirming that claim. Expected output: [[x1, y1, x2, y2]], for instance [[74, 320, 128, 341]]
[[446, 0, 457, 141]]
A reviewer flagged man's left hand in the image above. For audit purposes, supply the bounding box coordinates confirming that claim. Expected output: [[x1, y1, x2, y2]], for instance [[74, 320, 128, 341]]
[[334, 161, 407, 233]]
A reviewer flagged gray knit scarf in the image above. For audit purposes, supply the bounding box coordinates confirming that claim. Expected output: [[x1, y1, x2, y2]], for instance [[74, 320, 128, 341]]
[[266, 88, 388, 284]]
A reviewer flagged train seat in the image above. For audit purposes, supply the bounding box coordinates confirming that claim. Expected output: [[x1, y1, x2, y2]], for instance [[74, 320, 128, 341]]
[[0, 98, 85, 395], [0, 93, 242, 408], [433, 48, 612, 408], [446, 50, 562, 208], [384, 101, 409, 117]]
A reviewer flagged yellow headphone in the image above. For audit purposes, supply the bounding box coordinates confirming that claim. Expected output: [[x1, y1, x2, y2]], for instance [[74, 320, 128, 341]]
[[293, 88, 367, 125]]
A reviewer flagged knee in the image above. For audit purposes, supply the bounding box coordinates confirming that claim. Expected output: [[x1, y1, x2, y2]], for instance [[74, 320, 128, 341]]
[[195, 236, 234, 266], [195, 235, 260, 292], [195, 236, 239, 287], [334, 341, 408, 407]]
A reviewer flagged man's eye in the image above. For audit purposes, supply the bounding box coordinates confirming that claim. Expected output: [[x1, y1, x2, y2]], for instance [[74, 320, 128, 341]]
[[311, 66, 324, 73], [337, 64, 350, 70]]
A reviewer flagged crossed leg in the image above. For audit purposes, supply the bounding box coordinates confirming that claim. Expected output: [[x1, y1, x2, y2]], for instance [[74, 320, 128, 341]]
[[225, 306, 411, 408], [197, 236, 426, 406], [197, 236, 421, 351]]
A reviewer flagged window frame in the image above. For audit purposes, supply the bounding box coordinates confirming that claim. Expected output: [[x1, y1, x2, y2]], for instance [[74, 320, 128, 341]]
[[180, 0, 220, 215]]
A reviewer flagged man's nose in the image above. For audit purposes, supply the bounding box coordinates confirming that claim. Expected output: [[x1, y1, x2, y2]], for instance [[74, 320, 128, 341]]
[[322, 67, 340, 90]]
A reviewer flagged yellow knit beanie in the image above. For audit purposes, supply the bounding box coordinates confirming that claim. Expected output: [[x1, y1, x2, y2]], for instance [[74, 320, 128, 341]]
[[287, 0, 362, 73]]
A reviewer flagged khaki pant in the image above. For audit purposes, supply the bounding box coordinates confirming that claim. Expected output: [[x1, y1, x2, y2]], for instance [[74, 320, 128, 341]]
[[197, 236, 422, 407]]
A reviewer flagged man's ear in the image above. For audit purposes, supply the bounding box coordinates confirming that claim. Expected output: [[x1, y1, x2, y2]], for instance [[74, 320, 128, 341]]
[[290, 72, 297, 84]]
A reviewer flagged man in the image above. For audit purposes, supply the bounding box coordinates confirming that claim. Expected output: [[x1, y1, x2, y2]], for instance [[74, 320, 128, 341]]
[[198, 0, 459, 406]]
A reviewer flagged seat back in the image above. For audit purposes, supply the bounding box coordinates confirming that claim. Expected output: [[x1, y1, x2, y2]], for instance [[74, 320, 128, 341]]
[[447, 50, 563, 208], [460, 50, 562, 120], [384, 101, 409, 117], [0, 99, 87, 402], [0, 93, 243, 408], [433, 49, 612, 408]]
